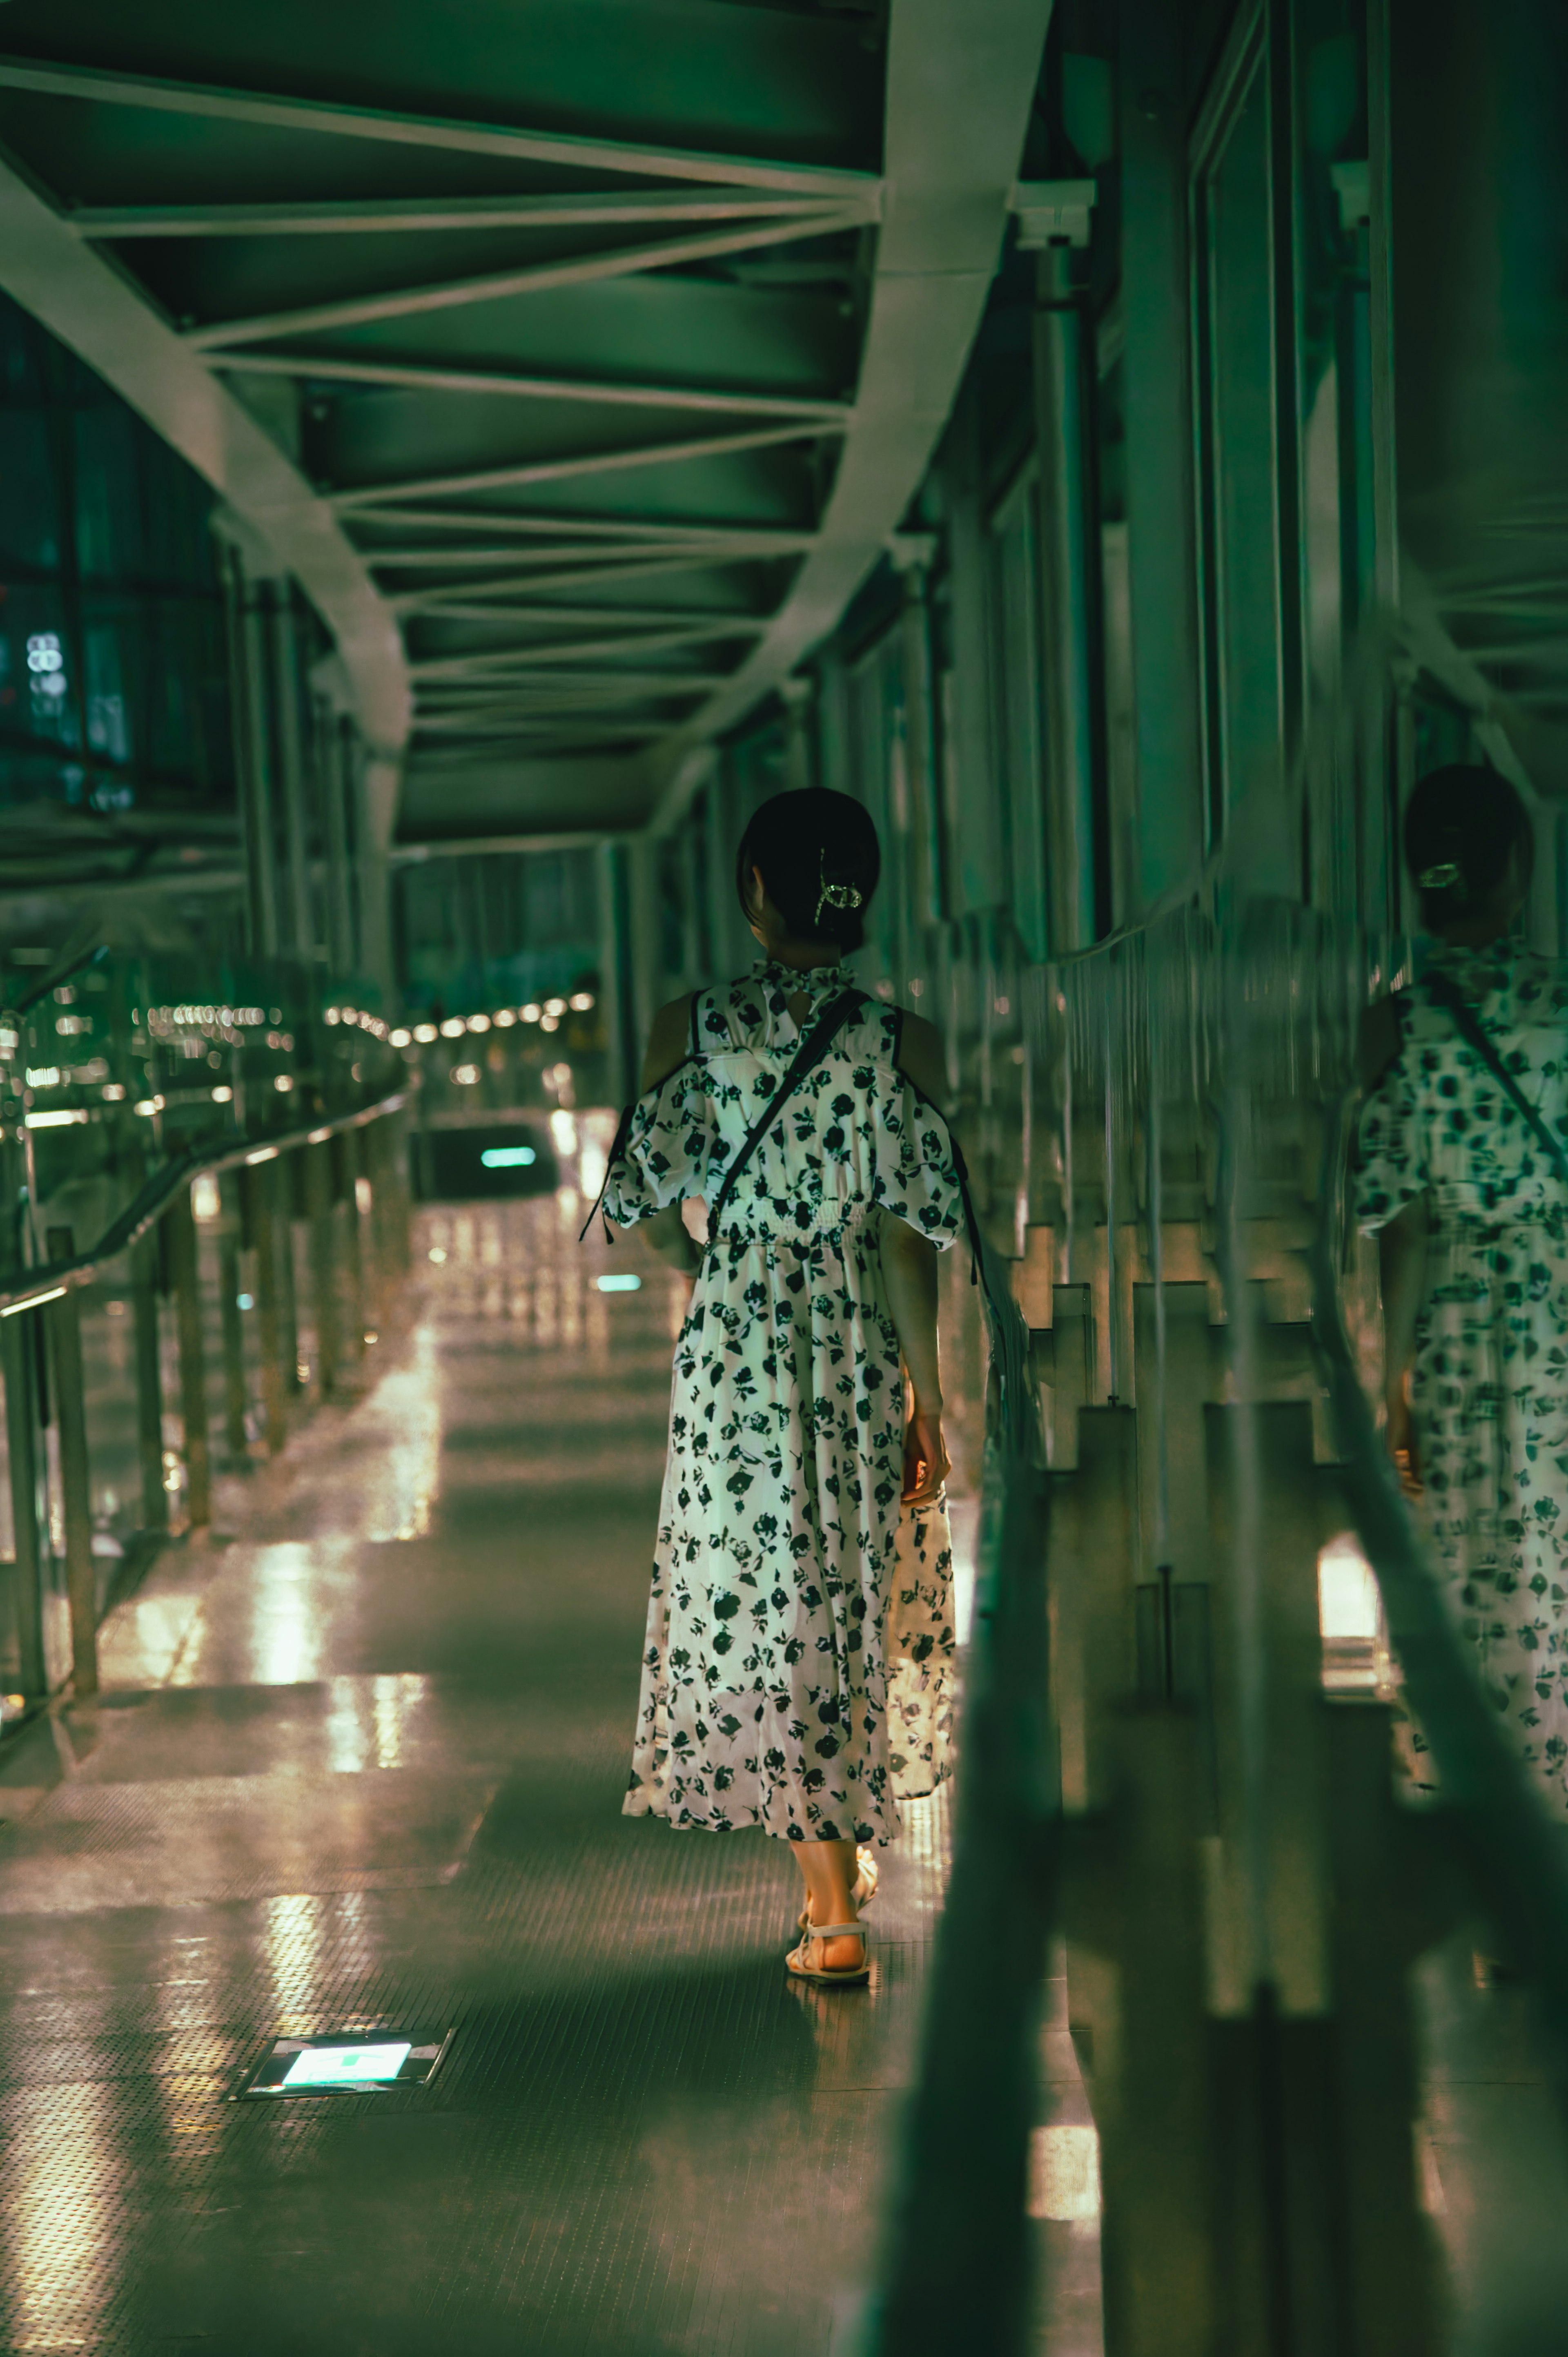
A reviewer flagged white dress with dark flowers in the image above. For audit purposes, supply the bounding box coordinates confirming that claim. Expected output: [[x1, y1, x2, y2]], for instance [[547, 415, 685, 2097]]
[[604, 958, 965, 1846], [1356, 939, 1568, 1810]]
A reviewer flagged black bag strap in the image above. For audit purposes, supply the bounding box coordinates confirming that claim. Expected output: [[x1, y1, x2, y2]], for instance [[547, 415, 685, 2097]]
[[577, 1097, 637, 1243], [1423, 966, 1568, 1194], [708, 986, 866, 1234]]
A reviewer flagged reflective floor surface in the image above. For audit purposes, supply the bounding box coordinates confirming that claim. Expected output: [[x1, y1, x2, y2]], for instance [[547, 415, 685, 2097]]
[[0, 1194, 1098, 2356]]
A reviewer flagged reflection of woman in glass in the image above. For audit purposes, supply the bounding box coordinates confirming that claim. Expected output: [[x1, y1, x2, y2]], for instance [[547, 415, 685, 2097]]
[[1356, 763, 1568, 1808], [602, 789, 964, 1985]]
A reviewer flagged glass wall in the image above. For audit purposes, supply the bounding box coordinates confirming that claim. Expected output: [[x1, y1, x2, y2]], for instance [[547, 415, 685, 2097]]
[[0, 290, 232, 835]]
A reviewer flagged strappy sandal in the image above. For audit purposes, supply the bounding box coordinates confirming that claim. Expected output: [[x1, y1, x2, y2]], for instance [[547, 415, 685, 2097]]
[[785, 1919, 871, 1988], [795, 1844, 878, 1932]]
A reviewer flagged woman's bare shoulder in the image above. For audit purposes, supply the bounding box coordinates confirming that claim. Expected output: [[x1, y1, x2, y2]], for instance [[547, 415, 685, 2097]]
[[641, 993, 695, 1092], [895, 1009, 948, 1105]]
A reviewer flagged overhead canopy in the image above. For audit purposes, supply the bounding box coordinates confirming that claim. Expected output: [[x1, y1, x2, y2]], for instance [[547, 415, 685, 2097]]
[[0, 0, 1053, 846]]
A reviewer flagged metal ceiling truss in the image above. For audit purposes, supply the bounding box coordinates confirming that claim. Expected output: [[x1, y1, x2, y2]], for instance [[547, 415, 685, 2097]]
[[0, 0, 1053, 836]]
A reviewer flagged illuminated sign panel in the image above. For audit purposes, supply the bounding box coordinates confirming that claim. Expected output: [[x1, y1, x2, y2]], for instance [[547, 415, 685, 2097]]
[[234, 2029, 452, 2100]]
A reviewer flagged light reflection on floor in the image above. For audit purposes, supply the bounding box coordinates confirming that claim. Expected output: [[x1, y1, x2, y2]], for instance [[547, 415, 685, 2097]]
[[0, 1194, 993, 2356]]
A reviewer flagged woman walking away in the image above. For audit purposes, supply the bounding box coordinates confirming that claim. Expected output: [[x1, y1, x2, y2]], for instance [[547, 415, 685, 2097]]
[[602, 786, 965, 1985], [1357, 763, 1568, 1811]]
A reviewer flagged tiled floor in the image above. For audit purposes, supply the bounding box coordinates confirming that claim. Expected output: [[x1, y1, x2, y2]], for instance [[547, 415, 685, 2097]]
[[0, 1194, 1076, 2356], [12, 1179, 1555, 2352]]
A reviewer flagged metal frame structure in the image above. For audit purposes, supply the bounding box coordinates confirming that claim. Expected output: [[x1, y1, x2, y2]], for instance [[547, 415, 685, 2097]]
[[0, 2, 1055, 845]]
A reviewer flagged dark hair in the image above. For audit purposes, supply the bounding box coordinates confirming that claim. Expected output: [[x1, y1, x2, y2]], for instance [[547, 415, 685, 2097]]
[[1403, 763, 1533, 925], [735, 787, 881, 954]]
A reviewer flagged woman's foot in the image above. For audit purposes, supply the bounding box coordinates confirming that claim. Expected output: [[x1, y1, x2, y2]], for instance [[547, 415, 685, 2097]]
[[786, 1914, 869, 1985]]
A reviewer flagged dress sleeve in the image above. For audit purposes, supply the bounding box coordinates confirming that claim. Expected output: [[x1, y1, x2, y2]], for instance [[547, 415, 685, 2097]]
[[1353, 1029, 1429, 1235], [601, 1059, 711, 1225], [871, 1080, 966, 1248]]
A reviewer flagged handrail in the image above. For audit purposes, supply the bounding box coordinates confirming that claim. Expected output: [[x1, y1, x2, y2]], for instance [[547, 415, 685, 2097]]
[[872, 1227, 1059, 2351], [0, 1084, 411, 1320]]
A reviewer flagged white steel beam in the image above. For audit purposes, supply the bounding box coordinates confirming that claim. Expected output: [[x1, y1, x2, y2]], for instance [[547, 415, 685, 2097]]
[[210, 350, 849, 426], [401, 600, 768, 631], [416, 694, 700, 727], [418, 671, 726, 697], [653, 0, 1055, 794], [342, 509, 814, 549], [363, 537, 803, 568], [187, 211, 863, 349], [390, 553, 793, 610], [410, 624, 762, 676], [0, 58, 883, 203], [69, 192, 857, 237], [331, 420, 832, 509]]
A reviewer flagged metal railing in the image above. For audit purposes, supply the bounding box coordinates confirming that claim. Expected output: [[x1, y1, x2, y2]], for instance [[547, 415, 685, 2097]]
[[871, 1228, 1059, 2352], [1, 1081, 413, 1715]]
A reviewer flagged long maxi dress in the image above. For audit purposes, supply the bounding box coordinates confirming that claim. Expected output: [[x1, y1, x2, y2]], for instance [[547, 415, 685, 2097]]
[[1356, 937, 1568, 1811], [603, 956, 966, 1846]]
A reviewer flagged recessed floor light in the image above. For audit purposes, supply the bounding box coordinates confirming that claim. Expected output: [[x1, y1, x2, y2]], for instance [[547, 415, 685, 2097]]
[[233, 2028, 454, 2101]]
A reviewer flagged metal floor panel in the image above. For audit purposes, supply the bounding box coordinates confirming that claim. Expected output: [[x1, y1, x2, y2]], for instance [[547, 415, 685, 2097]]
[[0, 1202, 953, 2356]]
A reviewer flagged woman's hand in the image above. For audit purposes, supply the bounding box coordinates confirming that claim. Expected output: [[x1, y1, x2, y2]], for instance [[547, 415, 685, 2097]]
[[1386, 1383, 1422, 1497], [642, 1202, 702, 1279], [902, 1408, 949, 1506]]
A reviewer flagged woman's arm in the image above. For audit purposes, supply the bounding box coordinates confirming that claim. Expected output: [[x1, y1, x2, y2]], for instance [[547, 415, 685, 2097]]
[[1379, 1191, 1429, 1489], [880, 1220, 948, 1504], [634, 992, 701, 1276]]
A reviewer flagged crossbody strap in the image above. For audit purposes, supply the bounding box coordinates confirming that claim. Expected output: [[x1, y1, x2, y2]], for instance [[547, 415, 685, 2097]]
[[708, 986, 866, 1233], [1423, 967, 1568, 1194]]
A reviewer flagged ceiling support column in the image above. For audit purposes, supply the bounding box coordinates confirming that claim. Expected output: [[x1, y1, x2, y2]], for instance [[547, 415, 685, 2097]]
[[1031, 241, 1103, 955], [218, 529, 281, 963]]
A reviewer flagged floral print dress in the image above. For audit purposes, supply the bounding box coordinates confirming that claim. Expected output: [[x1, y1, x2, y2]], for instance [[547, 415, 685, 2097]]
[[604, 957, 965, 1846], [1356, 939, 1568, 1810]]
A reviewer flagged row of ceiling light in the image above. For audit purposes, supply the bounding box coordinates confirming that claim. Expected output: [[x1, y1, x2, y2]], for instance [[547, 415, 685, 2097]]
[[392, 993, 596, 1050]]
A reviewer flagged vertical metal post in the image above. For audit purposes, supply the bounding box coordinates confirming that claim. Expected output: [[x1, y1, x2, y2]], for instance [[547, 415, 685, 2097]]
[[216, 1201, 249, 1457], [278, 1153, 303, 1389], [221, 544, 282, 962], [1118, 0, 1205, 892], [304, 1140, 339, 1395], [2, 1316, 47, 1699], [365, 1118, 395, 1319], [943, 390, 1005, 914], [166, 1185, 211, 1527], [390, 1113, 412, 1277], [130, 1230, 167, 1535], [45, 1235, 96, 1699], [242, 1158, 289, 1454], [343, 729, 366, 974], [898, 557, 947, 928], [780, 675, 814, 794], [1365, 0, 1399, 618], [334, 1126, 367, 1359], [271, 591, 314, 963], [1032, 243, 1103, 954], [322, 710, 355, 979]]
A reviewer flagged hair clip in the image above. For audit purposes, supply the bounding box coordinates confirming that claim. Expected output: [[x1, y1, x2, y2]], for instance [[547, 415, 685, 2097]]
[[1418, 862, 1463, 890], [814, 850, 864, 931]]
